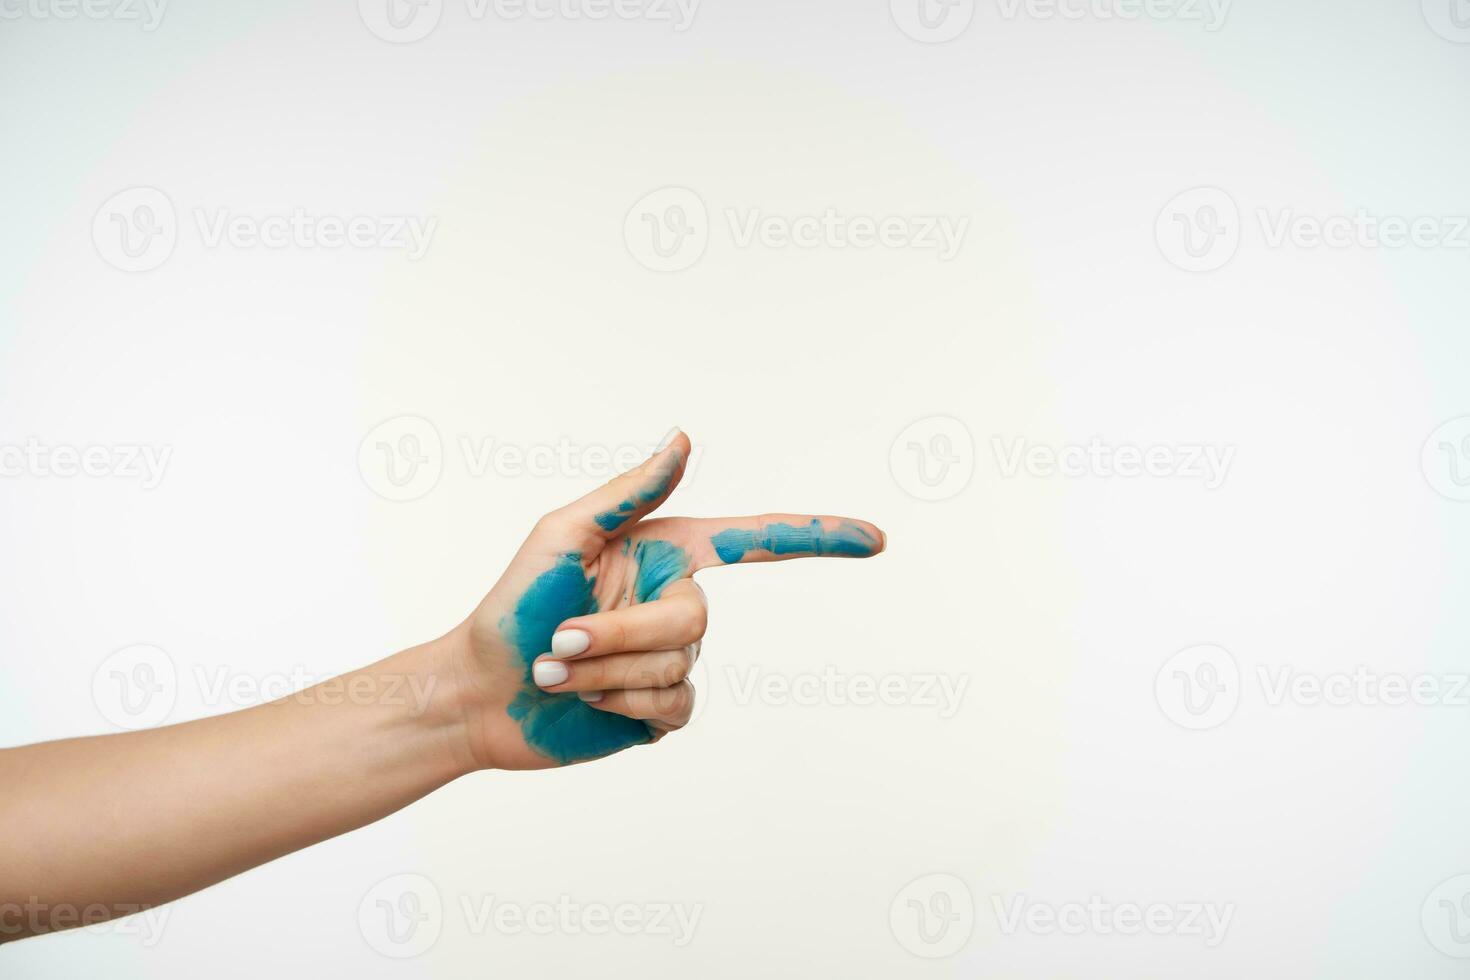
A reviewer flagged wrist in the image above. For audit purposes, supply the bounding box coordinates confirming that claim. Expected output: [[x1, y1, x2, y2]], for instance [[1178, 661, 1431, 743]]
[[386, 625, 487, 779], [417, 619, 502, 775]]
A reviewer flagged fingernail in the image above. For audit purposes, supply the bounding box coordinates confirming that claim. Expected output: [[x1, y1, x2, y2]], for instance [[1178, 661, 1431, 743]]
[[655, 427, 682, 453], [578, 691, 604, 703], [550, 629, 591, 658], [533, 660, 569, 687]]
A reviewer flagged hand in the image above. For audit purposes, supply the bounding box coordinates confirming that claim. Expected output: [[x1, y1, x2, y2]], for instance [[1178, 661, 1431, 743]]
[[453, 430, 885, 770], [0, 428, 883, 934]]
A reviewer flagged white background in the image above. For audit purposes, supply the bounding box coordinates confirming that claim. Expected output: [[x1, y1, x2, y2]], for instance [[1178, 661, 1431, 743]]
[[3, 0, 1470, 976]]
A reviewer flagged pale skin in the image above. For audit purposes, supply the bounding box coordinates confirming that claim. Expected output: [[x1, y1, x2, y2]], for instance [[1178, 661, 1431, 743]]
[[0, 430, 884, 943]]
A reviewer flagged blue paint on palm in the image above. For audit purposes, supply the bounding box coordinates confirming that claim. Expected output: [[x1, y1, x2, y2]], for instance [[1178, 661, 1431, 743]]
[[710, 520, 879, 564], [632, 539, 690, 602], [502, 553, 652, 764]]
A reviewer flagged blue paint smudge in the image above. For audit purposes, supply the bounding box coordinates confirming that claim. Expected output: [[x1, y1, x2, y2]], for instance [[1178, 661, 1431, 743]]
[[632, 539, 690, 603], [592, 452, 682, 533], [710, 520, 879, 564], [594, 502, 635, 532], [501, 553, 652, 764]]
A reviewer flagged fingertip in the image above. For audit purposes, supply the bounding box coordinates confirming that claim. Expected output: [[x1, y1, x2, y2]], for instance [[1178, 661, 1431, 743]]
[[550, 627, 592, 659], [653, 428, 691, 470], [532, 658, 570, 688]]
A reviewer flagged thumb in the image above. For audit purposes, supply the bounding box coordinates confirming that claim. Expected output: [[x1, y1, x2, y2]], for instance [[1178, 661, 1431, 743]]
[[532, 428, 691, 549]]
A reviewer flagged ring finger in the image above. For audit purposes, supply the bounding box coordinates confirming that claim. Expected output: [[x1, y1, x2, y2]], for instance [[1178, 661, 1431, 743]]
[[532, 643, 699, 694], [588, 681, 696, 732]]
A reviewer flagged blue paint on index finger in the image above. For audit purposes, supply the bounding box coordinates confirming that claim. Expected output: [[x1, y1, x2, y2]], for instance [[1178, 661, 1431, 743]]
[[710, 520, 879, 564]]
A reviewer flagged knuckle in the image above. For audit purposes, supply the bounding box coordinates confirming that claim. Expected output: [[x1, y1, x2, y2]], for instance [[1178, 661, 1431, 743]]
[[630, 691, 660, 721], [681, 598, 708, 641], [674, 680, 696, 718], [579, 660, 609, 689], [659, 655, 689, 687], [625, 662, 661, 689], [534, 510, 571, 537]]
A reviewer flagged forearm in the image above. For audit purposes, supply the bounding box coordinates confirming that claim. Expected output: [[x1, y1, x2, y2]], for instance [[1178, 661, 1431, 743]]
[[0, 630, 477, 941]]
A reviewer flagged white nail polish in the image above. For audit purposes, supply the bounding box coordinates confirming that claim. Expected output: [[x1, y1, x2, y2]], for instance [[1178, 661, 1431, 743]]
[[655, 427, 682, 453], [579, 691, 604, 703], [551, 629, 591, 658], [533, 660, 569, 687]]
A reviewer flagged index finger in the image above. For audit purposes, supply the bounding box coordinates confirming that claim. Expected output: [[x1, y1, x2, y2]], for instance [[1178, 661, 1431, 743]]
[[670, 515, 886, 571]]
